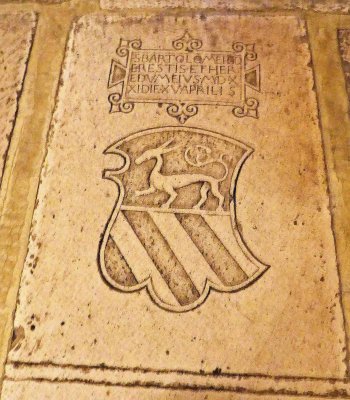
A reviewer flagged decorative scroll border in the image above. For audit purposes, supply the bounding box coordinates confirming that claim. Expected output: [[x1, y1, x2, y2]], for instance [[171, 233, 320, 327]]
[[107, 31, 261, 123]]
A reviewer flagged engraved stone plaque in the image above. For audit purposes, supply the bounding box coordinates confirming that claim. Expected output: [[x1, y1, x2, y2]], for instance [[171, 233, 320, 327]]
[[0, 13, 36, 187], [108, 33, 260, 122], [2, 14, 349, 399]]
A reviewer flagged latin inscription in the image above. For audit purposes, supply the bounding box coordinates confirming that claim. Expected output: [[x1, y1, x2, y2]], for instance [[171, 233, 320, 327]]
[[125, 50, 243, 103], [108, 31, 261, 123]]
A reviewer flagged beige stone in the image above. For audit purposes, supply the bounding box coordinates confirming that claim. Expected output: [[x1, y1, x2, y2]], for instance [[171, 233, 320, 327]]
[[100, 0, 350, 12], [1, 380, 347, 400], [0, 12, 36, 188], [7, 380, 350, 400], [1, 13, 349, 399], [338, 29, 350, 112], [0, 0, 66, 3]]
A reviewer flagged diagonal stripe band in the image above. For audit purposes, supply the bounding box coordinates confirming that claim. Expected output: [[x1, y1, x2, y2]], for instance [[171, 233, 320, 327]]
[[148, 211, 222, 290], [202, 214, 257, 276], [123, 210, 200, 306], [176, 214, 248, 286], [104, 235, 138, 287], [110, 212, 180, 306]]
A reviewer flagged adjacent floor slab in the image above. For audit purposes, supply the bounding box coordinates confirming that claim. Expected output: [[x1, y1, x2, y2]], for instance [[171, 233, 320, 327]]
[[0, 12, 36, 187], [100, 0, 350, 12], [1, 12, 349, 399], [3, 1, 66, 3], [339, 29, 350, 114]]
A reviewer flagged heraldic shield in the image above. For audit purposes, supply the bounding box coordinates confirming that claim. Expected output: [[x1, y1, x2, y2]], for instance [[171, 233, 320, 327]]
[[99, 127, 269, 312]]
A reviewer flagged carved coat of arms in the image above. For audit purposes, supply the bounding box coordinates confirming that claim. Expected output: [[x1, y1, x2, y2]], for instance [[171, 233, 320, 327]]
[[99, 127, 268, 312]]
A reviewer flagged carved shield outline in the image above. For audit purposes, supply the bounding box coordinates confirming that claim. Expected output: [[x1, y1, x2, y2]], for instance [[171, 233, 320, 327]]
[[99, 126, 269, 312]]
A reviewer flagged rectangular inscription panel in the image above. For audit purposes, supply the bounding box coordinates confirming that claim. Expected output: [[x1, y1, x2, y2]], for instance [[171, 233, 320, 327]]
[[2, 14, 349, 399], [125, 50, 244, 104], [109, 36, 259, 121]]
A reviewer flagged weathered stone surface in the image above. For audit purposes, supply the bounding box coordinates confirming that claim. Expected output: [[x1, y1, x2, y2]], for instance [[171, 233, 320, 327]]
[[0, 12, 36, 187], [2, 0, 65, 3], [100, 0, 350, 12], [339, 29, 350, 115], [1, 380, 347, 400], [1, 13, 349, 399]]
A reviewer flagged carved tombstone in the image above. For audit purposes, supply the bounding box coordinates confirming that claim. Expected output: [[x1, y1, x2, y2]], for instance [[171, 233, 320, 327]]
[[2, 14, 350, 400]]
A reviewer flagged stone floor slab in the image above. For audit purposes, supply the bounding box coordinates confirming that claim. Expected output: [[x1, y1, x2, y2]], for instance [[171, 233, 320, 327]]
[[1, 13, 349, 399], [1, 1, 65, 3], [1, 379, 348, 400], [0, 12, 36, 188], [100, 0, 350, 13], [338, 29, 350, 115]]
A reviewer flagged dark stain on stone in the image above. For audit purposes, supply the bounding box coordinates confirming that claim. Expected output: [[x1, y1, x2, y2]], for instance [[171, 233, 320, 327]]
[[11, 325, 25, 351]]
